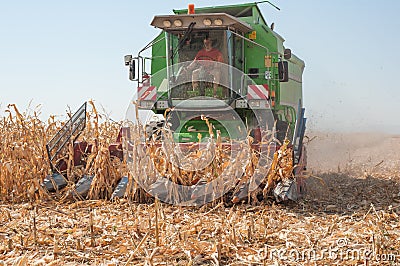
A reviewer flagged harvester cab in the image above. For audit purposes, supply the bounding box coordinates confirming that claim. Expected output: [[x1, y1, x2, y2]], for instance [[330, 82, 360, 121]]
[[150, 13, 252, 104]]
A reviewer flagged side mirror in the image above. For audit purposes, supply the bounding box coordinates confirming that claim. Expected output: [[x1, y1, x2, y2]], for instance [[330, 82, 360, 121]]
[[278, 61, 289, 82], [284, 48, 292, 60], [129, 61, 136, 81], [124, 55, 132, 66], [124, 55, 136, 81]]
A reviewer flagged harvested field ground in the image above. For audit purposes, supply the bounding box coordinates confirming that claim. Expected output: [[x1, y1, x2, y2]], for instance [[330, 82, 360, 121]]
[[0, 130, 399, 265]]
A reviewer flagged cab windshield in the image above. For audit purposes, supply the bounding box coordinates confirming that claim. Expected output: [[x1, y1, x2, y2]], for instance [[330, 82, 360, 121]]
[[166, 30, 231, 103]]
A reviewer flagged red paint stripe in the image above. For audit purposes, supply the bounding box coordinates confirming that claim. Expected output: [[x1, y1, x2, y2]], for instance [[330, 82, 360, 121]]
[[259, 84, 270, 99], [148, 87, 157, 101], [247, 85, 257, 99], [252, 85, 268, 99], [138, 85, 155, 93], [139, 86, 156, 100], [262, 84, 269, 93], [139, 91, 150, 100]]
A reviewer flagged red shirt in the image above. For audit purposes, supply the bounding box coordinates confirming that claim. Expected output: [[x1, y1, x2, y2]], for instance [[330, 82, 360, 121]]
[[195, 48, 223, 62]]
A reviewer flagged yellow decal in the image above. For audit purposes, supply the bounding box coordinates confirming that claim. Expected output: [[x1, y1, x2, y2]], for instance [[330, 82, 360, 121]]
[[249, 31, 257, 40], [264, 55, 272, 67]]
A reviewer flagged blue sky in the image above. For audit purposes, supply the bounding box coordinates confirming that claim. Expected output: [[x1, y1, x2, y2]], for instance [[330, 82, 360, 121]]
[[1, 1, 399, 133]]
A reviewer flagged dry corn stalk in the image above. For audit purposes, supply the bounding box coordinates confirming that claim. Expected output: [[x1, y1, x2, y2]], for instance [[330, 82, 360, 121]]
[[0, 102, 125, 202], [263, 138, 294, 195], [0, 104, 52, 202], [0, 101, 294, 203]]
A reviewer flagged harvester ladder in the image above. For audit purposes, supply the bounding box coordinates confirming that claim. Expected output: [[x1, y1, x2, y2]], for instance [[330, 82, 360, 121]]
[[46, 102, 87, 173], [292, 100, 306, 165]]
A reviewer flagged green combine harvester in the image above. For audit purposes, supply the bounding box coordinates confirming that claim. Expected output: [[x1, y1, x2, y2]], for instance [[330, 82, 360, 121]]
[[124, 2, 307, 201], [43, 2, 307, 204]]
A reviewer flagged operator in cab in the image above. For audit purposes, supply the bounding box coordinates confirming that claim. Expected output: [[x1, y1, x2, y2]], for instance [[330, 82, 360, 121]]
[[185, 35, 223, 96]]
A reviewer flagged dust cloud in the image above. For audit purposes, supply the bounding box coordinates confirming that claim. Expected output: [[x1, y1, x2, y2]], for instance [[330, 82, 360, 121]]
[[305, 130, 400, 175]]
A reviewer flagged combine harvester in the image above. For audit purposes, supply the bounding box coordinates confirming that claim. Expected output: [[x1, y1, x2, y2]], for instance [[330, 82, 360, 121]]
[[43, 2, 307, 205]]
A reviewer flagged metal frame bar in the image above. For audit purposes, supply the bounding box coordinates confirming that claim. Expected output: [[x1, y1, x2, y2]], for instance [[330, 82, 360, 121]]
[[46, 102, 87, 173]]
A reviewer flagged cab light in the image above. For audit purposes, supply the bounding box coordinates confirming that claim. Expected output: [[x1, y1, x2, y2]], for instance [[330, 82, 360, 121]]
[[163, 20, 171, 27], [174, 19, 183, 27], [203, 18, 212, 26], [214, 19, 223, 26]]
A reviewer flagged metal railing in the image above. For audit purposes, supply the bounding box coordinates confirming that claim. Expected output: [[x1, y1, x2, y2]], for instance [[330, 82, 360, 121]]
[[46, 102, 87, 172]]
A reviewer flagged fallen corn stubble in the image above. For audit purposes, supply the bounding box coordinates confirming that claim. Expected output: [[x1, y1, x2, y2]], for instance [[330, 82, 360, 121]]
[[0, 104, 399, 265]]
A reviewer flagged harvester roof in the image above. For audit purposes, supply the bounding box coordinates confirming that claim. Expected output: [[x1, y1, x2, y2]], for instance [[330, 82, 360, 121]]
[[151, 13, 252, 33], [173, 2, 258, 18], [173, 2, 269, 26]]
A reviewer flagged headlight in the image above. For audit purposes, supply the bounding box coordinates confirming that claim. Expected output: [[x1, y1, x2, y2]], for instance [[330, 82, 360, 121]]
[[248, 100, 270, 109], [163, 20, 171, 27], [138, 100, 155, 109], [235, 99, 247, 108], [248, 100, 261, 108], [174, 19, 183, 27], [203, 18, 212, 26], [156, 101, 168, 109]]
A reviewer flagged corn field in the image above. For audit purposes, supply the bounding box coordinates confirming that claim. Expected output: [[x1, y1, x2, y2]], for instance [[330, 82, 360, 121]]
[[0, 102, 124, 202], [0, 103, 399, 265]]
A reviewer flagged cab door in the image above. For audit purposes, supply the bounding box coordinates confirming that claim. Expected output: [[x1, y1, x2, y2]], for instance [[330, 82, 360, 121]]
[[227, 31, 245, 95]]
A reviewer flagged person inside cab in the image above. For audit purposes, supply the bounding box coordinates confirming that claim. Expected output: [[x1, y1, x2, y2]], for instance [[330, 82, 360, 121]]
[[185, 35, 223, 96]]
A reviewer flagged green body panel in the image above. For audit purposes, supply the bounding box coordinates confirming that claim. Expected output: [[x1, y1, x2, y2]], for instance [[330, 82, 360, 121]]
[[142, 2, 305, 142], [150, 32, 167, 89], [173, 119, 244, 142], [279, 54, 305, 118]]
